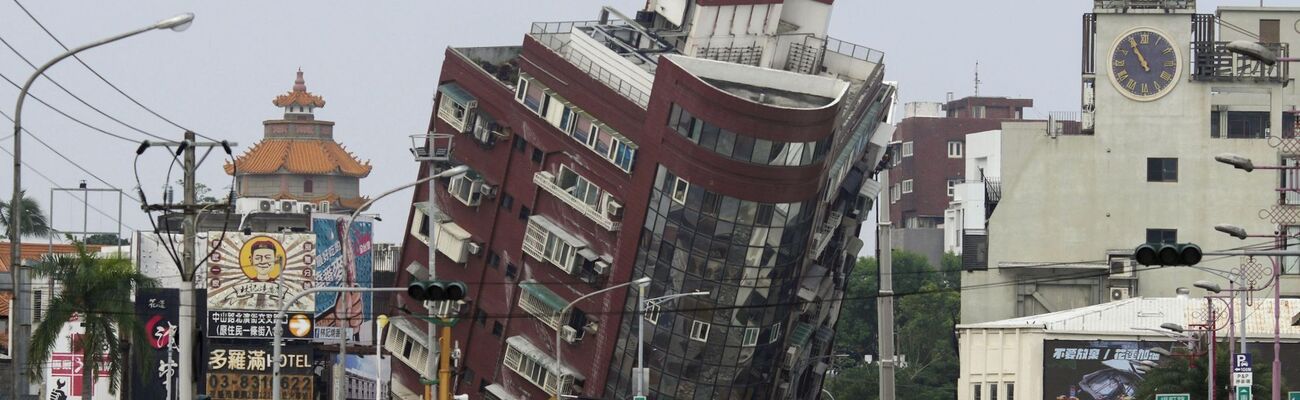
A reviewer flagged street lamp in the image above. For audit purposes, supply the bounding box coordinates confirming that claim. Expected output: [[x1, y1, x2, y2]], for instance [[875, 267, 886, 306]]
[[1215, 153, 1255, 172], [634, 289, 710, 398], [1215, 224, 1250, 240], [1160, 322, 1185, 333], [272, 164, 467, 400], [555, 276, 651, 399], [7, 11, 194, 399], [1225, 40, 1300, 65], [1195, 280, 1223, 293]]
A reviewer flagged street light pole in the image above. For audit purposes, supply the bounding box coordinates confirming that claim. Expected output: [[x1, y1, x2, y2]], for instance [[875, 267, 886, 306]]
[[555, 277, 650, 399], [272, 287, 409, 400], [634, 290, 708, 398], [8, 12, 193, 399]]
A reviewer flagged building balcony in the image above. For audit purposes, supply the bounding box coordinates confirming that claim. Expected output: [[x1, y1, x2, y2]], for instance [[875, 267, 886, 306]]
[[450, 46, 523, 90], [1191, 41, 1290, 83], [529, 20, 652, 109], [533, 171, 621, 231], [810, 211, 844, 259]]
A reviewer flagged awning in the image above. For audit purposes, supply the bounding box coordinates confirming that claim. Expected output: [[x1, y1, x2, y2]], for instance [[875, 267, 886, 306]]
[[791, 322, 815, 347], [577, 248, 599, 261], [391, 318, 428, 347], [528, 215, 586, 248], [505, 336, 586, 380], [437, 83, 477, 106], [436, 221, 472, 241], [519, 280, 569, 312], [412, 202, 450, 222], [484, 384, 519, 400]]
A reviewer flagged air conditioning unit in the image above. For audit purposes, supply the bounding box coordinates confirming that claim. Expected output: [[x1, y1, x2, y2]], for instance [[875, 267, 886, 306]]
[[318, 201, 331, 214], [479, 183, 498, 199], [278, 200, 298, 213], [1110, 287, 1131, 302], [466, 242, 482, 256], [236, 198, 272, 214], [592, 260, 611, 275], [449, 174, 484, 207], [560, 325, 581, 344], [259, 199, 274, 212], [606, 199, 624, 219], [301, 204, 314, 214], [783, 346, 799, 370], [1109, 255, 1135, 278]]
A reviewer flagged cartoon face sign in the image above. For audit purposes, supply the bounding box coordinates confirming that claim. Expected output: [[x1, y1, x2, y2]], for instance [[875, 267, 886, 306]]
[[239, 237, 285, 282]]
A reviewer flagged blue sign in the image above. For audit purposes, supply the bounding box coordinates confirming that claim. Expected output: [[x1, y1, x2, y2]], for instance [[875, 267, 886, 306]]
[[312, 215, 374, 342], [1233, 353, 1252, 373]]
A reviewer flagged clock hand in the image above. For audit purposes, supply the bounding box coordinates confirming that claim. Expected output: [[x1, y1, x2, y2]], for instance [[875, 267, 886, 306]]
[[1129, 38, 1150, 72]]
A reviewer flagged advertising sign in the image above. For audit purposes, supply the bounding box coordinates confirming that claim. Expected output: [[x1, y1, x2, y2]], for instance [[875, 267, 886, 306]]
[[132, 288, 181, 400], [1155, 395, 1190, 400], [1042, 340, 1173, 400], [206, 233, 316, 312], [206, 310, 315, 339], [311, 215, 374, 343], [206, 342, 313, 400], [135, 231, 208, 288]]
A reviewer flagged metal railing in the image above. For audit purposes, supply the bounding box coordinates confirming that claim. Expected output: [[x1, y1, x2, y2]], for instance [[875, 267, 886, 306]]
[[1190, 41, 1290, 83], [1094, 0, 1195, 11], [824, 36, 885, 64], [529, 21, 651, 109]]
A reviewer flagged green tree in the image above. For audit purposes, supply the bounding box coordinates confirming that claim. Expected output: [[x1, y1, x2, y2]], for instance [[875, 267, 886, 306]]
[[84, 234, 129, 246], [1134, 346, 1272, 400], [0, 191, 52, 239], [28, 240, 158, 399]]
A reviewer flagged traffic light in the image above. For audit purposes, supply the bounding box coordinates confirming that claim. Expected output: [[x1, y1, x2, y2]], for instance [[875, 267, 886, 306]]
[[407, 280, 469, 301], [1133, 243, 1202, 266]]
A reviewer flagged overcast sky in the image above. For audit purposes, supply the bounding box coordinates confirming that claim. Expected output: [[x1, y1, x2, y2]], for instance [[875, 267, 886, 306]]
[[0, 0, 1260, 252]]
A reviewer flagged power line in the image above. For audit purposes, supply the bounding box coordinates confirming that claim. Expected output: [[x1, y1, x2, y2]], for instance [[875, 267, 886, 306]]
[[0, 143, 138, 231], [10, 0, 219, 143], [0, 34, 170, 141], [0, 70, 140, 143], [0, 109, 141, 203]]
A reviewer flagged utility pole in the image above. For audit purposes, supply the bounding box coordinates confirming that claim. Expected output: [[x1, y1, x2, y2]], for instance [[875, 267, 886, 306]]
[[427, 162, 440, 400], [876, 169, 896, 400], [140, 131, 235, 399]]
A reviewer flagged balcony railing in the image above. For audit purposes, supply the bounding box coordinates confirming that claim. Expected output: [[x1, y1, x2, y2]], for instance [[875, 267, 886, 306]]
[[1191, 41, 1290, 83], [1094, 0, 1195, 11], [529, 21, 651, 109], [533, 171, 620, 231], [810, 211, 844, 259], [983, 178, 1001, 220], [824, 36, 885, 64]]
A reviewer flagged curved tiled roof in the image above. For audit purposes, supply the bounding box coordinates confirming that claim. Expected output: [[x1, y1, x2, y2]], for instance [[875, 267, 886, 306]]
[[273, 70, 326, 108], [225, 139, 372, 177]]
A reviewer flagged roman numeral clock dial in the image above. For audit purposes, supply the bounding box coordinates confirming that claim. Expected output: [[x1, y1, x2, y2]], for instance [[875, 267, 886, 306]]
[[1110, 28, 1180, 101]]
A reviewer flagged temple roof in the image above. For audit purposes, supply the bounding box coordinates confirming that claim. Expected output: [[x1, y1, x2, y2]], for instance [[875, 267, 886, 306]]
[[225, 139, 372, 177], [273, 69, 326, 108]]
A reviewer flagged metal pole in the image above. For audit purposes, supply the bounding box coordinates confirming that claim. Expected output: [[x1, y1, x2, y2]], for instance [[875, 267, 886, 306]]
[[180, 130, 198, 400], [376, 317, 383, 400], [876, 170, 896, 400], [555, 278, 648, 399], [1208, 297, 1215, 400], [427, 162, 438, 400], [1239, 283, 1247, 355], [272, 287, 408, 400], [635, 283, 646, 397], [1272, 258, 1281, 400]]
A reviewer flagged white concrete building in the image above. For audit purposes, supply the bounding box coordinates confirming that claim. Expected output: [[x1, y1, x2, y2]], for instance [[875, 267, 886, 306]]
[[961, 2, 1300, 323], [944, 129, 1001, 256], [957, 297, 1300, 400]]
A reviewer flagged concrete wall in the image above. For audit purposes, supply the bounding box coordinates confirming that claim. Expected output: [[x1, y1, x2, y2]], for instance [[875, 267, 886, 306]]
[[961, 9, 1300, 324]]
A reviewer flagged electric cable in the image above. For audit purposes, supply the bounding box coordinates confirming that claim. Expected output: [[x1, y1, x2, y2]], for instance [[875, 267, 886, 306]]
[[0, 71, 139, 143]]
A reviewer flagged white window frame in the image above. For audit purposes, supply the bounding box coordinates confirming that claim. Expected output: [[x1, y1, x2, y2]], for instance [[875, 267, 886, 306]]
[[947, 179, 960, 197], [556, 165, 604, 212], [643, 303, 661, 324], [518, 289, 564, 330], [768, 322, 782, 344], [948, 141, 963, 158], [503, 341, 573, 395], [521, 218, 587, 274], [741, 327, 760, 347], [890, 184, 900, 203], [689, 320, 710, 342], [608, 137, 636, 172], [449, 173, 484, 207], [902, 179, 914, 194], [901, 141, 914, 157], [672, 177, 690, 204]]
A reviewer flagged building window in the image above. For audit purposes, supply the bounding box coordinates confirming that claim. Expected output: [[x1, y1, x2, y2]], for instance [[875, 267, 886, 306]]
[[513, 135, 527, 153], [499, 193, 514, 211], [672, 177, 690, 204], [948, 141, 963, 158], [1005, 383, 1014, 400], [474, 307, 487, 325], [891, 184, 900, 203], [974, 105, 987, 119], [902, 179, 914, 194], [303, 178, 314, 193], [503, 339, 573, 396], [556, 165, 605, 211], [450, 172, 485, 207], [492, 321, 504, 336], [990, 383, 998, 400], [1146, 228, 1177, 244], [643, 303, 661, 324], [973, 383, 982, 400], [1226, 111, 1270, 139], [947, 179, 960, 197], [768, 322, 782, 344], [1260, 19, 1280, 43], [518, 284, 568, 330], [505, 263, 518, 280], [519, 206, 531, 220], [1146, 158, 1177, 182], [741, 327, 760, 347], [531, 148, 544, 164], [488, 252, 501, 268], [689, 320, 710, 342], [609, 137, 636, 172], [521, 217, 590, 274], [901, 141, 914, 157]]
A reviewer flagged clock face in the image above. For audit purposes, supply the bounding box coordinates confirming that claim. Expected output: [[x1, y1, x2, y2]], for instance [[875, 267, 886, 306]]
[[1109, 29, 1180, 101]]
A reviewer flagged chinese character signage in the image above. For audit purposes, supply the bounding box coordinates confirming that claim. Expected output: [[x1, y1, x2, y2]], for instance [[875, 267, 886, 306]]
[[311, 215, 373, 343], [206, 342, 313, 400], [132, 288, 181, 400], [1042, 340, 1172, 400], [206, 310, 314, 339], [206, 233, 316, 312]]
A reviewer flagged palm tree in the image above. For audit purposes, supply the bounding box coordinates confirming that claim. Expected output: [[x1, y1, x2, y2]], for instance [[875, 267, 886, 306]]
[[0, 191, 52, 239], [27, 241, 158, 399]]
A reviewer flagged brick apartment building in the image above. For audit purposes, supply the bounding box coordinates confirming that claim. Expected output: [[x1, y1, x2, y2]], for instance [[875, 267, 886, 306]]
[[387, 1, 896, 399]]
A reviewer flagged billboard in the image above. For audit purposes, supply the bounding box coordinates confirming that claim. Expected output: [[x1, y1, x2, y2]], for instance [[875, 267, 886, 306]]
[[311, 215, 374, 343], [131, 288, 181, 400], [1042, 340, 1173, 400], [41, 315, 115, 400], [205, 341, 314, 400], [135, 231, 208, 288], [205, 232, 316, 313]]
